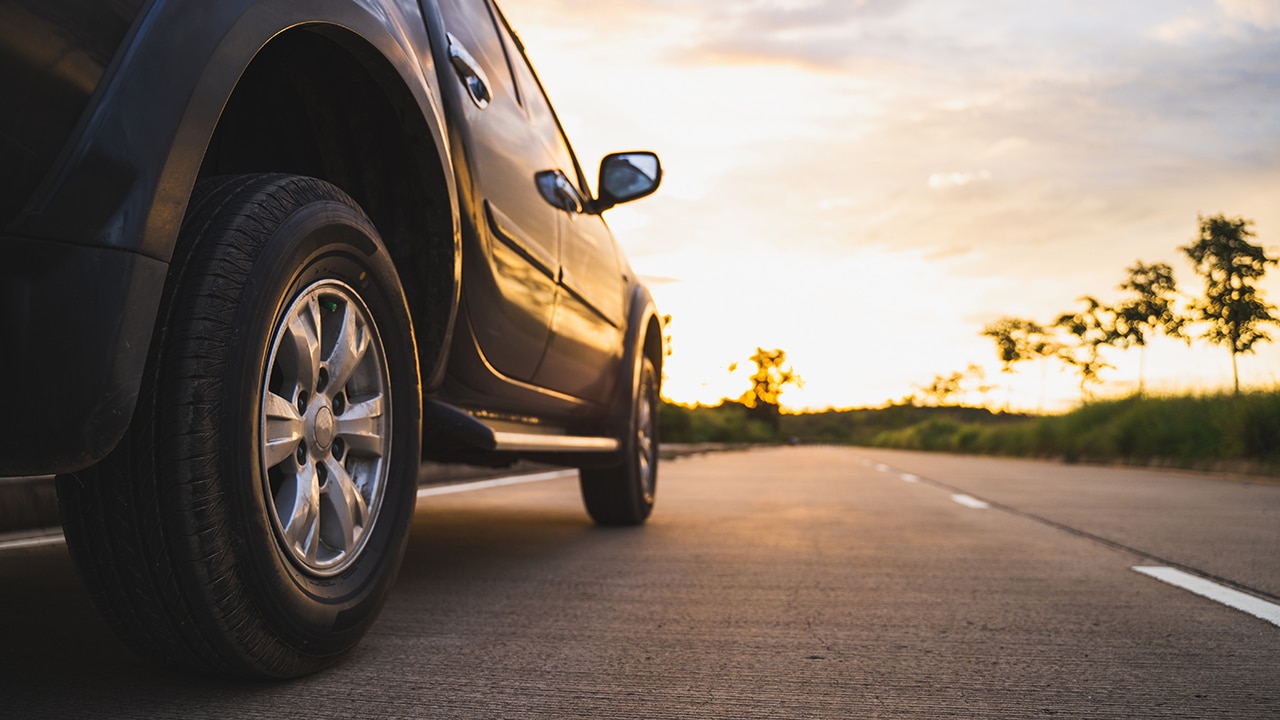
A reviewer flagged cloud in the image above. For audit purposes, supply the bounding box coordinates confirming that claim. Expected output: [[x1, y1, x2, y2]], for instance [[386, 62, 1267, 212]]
[[681, 0, 918, 69], [1150, 16, 1209, 43], [1218, 0, 1280, 30], [928, 170, 991, 189]]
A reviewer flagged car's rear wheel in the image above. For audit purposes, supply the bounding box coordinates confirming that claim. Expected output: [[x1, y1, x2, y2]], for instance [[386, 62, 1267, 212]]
[[580, 356, 659, 525], [56, 174, 420, 678]]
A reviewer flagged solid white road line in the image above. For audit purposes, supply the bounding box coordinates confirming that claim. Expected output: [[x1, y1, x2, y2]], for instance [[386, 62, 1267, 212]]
[[1133, 566, 1280, 628], [950, 493, 990, 509], [900, 473, 920, 483], [416, 469, 577, 499], [0, 534, 65, 552], [0, 472, 578, 552]]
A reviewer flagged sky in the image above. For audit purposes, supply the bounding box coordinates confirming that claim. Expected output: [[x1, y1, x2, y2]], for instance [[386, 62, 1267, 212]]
[[499, 0, 1280, 412]]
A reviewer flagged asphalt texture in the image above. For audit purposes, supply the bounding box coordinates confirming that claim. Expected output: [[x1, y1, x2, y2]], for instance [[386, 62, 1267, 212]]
[[2, 446, 1277, 718]]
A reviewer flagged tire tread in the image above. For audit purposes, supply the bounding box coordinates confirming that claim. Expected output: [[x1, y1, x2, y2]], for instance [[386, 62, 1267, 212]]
[[58, 174, 383, 677]]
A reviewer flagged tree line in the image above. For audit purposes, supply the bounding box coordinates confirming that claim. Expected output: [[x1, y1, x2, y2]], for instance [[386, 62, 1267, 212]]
[[980, 213, 1277, 402]]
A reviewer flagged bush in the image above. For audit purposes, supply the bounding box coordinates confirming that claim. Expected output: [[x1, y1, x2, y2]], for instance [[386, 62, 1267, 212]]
[[866, 390, 1280, 474], [660, 401, 776, 444], [660, 391, 1279, 475]]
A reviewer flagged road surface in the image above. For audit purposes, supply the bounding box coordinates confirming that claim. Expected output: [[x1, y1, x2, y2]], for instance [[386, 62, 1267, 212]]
[[2, 447, 1277, 718]]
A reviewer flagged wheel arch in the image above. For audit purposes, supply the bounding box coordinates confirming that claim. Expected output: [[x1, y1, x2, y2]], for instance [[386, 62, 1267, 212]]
[[197, 22, 460, 391], [616, 284, 665, 429], [5, 2, 461, 472]]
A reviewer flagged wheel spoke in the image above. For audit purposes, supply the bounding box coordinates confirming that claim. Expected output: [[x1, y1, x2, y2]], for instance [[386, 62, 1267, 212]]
[[325, 302, 370, 394], [336, 395, 386, 457], [262, 279, 390, 576], [320, 459, 369, 553], [277, 464, 321, 563], [282, 297, 322, 394], [263, 391, 305, 469], [637, 396, 654, 457]]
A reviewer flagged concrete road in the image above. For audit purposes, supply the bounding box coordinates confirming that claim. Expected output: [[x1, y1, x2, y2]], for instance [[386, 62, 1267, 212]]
[[2, 447, 1277, 718]]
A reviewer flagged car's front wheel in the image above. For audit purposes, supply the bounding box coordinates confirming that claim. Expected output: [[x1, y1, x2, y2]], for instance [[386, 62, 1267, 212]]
[[57, 174, 421, 678]]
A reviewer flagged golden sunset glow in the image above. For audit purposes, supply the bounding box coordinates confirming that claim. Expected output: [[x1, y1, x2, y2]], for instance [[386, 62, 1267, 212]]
[[502, 0, 1280, 412]]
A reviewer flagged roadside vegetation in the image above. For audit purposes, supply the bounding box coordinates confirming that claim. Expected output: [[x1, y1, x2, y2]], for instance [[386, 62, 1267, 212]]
[[864, 391, 1280, 474], [662, 391, 1280, 476], [661, 214, 1280, 476], [976, 213, 1276, 403]]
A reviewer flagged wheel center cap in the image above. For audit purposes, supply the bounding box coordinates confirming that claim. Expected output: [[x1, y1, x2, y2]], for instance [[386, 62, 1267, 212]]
[[314, 406, 336, 450]]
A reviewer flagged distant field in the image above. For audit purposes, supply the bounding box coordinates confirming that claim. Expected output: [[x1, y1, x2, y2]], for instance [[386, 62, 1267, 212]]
[[662, 391, 1280, 477], [866, 391, 1280, 476]]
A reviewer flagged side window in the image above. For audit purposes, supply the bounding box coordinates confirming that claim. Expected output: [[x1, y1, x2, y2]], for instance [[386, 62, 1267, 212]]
[[494, 12, 592, 199], [437, 0, 519, 106]]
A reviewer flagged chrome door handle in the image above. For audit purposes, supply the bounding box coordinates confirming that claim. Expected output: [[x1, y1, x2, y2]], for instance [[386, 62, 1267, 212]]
[[447, 33, 491, 109]]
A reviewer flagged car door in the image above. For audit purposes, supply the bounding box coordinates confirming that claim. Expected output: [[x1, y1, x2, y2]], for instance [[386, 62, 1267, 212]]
[[437, 0, 562, 382], [491, 14, 626, 402]]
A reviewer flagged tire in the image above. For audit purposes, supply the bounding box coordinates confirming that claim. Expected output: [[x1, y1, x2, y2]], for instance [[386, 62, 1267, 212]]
[[580, 355, 659, 525], [56, 174, 421, 678]]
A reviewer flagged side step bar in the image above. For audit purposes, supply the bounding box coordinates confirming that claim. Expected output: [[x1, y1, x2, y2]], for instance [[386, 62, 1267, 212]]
[[491, 432, 618, 453], [425, 400, 619, 454]]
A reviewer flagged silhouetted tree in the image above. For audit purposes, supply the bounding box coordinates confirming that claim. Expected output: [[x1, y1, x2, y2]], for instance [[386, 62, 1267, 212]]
[[917, 371, 963, 407], [1113, 261, 1186, 394], [1055, 297, 1117, 401], [917, 364, 992, 408], [982, 318, 1052, 373], [982, 318, 1055, 409], [658, 314, 674, 388], [1181, 214, 1278, 394], [957, 361, 993, 407], [733, 347, 801, 431]]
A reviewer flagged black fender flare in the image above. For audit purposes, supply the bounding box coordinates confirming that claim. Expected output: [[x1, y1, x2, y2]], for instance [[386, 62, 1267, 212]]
[[16, 0, 458, 266], [6, 0, 460, 472]]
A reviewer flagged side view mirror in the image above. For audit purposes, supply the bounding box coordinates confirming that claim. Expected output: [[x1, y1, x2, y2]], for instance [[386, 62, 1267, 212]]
[[596, 152, 662, 212]]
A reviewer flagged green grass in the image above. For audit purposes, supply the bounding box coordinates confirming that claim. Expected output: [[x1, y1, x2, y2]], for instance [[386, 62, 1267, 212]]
[[659, 401, 778, 444], [867, 391, 1280, 474], [661, 391, 1280, 476]]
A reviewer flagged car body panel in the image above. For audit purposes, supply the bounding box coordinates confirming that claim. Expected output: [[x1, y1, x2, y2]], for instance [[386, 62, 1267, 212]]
[[437, 0, 561, 382], [0, 0, 663, 476]]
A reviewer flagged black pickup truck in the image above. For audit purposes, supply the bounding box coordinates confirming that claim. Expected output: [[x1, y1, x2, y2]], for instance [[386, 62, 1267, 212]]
[[1, 0, 664, 678]]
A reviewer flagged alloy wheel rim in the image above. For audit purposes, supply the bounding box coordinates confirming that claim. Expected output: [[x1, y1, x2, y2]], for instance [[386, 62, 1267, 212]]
[[260, 280, 391, 576], [637, 384, 656, 502]]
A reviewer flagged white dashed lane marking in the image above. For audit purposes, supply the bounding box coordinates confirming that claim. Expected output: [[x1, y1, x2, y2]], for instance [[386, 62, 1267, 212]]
[[1133, 566, 1280, 628], [859, 456, 1278, 628], [950, 493, 990, 509]]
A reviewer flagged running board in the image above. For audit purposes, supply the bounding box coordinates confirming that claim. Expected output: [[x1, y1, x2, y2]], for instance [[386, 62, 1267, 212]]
[[491, 432, 618, 453], [425, 399, 619, 454]]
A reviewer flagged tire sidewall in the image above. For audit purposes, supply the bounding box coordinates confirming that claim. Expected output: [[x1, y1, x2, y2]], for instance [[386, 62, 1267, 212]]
[[634, 356, 659, 511], [222, 199, 418, 651]]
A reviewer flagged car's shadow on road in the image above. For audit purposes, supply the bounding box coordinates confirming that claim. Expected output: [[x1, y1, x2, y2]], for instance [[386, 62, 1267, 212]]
[[0, 541, 212, 701], [400, 502, 608, 580]]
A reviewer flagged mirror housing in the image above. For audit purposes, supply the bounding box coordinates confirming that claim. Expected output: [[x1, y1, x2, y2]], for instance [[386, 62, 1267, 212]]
[[596, 152, 662, 212]]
